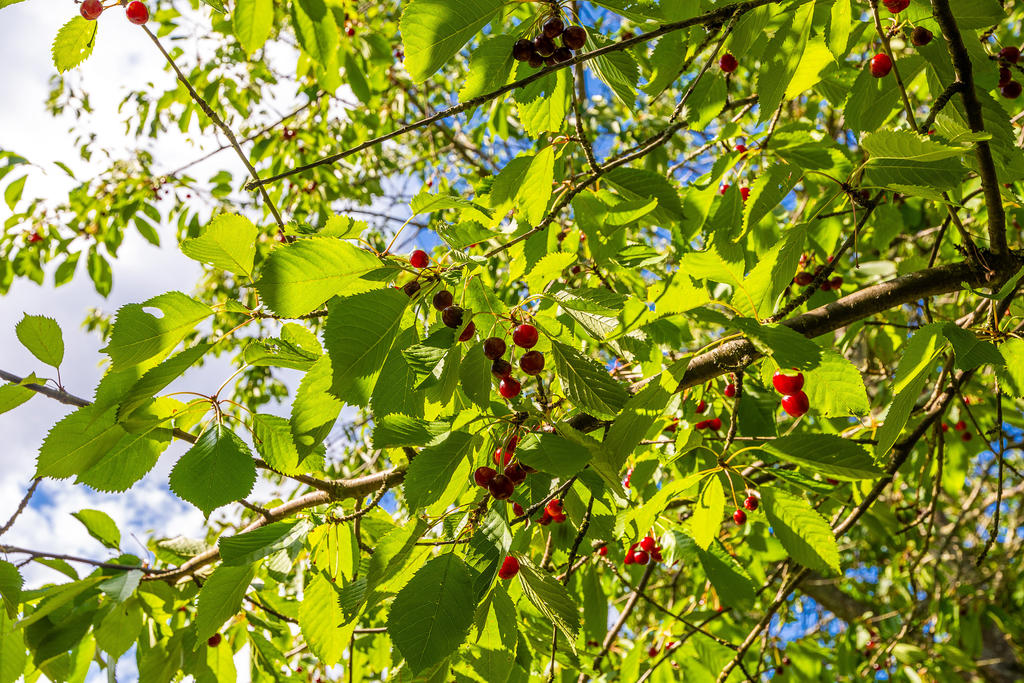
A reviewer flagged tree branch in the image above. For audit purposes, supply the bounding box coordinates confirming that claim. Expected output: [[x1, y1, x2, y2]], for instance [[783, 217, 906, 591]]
[[930, 0, 1007, 256]]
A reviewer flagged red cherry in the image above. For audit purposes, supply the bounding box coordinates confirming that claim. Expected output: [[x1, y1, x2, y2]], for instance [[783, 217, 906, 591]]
[[961, 432, 973, 442], [883, 0, 909, 12], [80, 0, 103, 20], [720, 183, 730, 195], [499, 376, 522, 399], [483, 337, 506, 360], [1002, 81, 1022, 99], [498, 555, 520, 579], [999, 46, 1021, 63], [491, 359, 513, 378], [125, 0, 148, 24], [506, 435, 519, 452], [458, 321, 476, 342], [623, 551, 634, 565], [954, 420, 966, 431], [695, 420, 708, 430], [781, 391, 810, 417], [597, 546, 608, 556], [772, 370, 805, 396], [829, 276, 844, 290], [505, 463, 528, 484], [512, 324, 539, 349], [512, 502, 525, 517], [27, 232, 43, 243], [648, 646, 660, 658], [999, 67, 1013, 87], [432, 290, 454, 311], [733, 509, 747, 525], [488, 475, 515, 500], [474, 466, 497, 487], [719, 53, 738, 73], [870, 53, 893, 78], [207, 633, 222, 647], [633, 550, 650, 565], [519, 350, 545, 375], [793, 271, 814, 286], [545, 499, 563, 517], [493, 448, 512, 466], [708, 417, 722, 430], [538, 512, 553, 526], [735, 144, 747, 153], [941, 423, 949, 432], [744, 495, 759, 511], [640, 536, 656, 552], [740, 187, 750, 202], [724, 383, 737, 398], [552, 512, 567, 523], [410, 249, 429, 268], [695, 400, 707, 413]]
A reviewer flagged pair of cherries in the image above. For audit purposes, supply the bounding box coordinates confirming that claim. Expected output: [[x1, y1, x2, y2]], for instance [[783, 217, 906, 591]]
[[773, 370, 809, 418], [624, 535, 662, 565]]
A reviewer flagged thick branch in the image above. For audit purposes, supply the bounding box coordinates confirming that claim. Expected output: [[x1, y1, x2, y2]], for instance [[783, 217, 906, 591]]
[[930, 0, 1007, 256]]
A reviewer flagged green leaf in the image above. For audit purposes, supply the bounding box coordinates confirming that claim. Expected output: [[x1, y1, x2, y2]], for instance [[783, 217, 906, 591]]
[[76, 428, 171, 493], [323, 287, 410, 405], [755, 2, 812, 124], [760, 434, 882, 480], [460, 34, 515, 102], [696, 540, 755, 607], [549, 340, 628, 420], [372, 414, 449, 449], [252, 414, 301, 474], [514, 65, 570, 137], [169, 424, 257, 516], [291, 0, 341, 91], [862, 130, 967, 191], [15, 314, 63, 368], [515, 433, 592, 478], [255, 238, 383, 318], [299, 572, 355, 666], [94, 599, 143, 658], [0, 377, 34, 416], [36, 406, 124, 480], [604, 167, 684, 225], [51, 17, 96, 73], [762, 488, 840, 575], [70, 509, 121, 549], [117, 343, 212, 419], [195, 563, 257, 641], [804, 350, 870, 417], [689, 475, 724, 550], [997, 338, 1024, 398], [399, 0, 504, 83], [942, 324, 1005, 371], [458, 342, 491, 409], [519, 146, 555, 226], [732, 319, 822, 371], [875, 323, 945, 457], [101, 292, 213, 371], [98, 569, 142, 603], [290, 355, 343, 457], [180, 213, 259, 277], [233, 0, 273, 55], [845, 56, 925, 133], [0, 560, 23, 614], [586, 32, 639, 107], [387, 553, 475, 672], [517, 559, 579, 652], [525, 252, 575, 296], [3, 176, 25, 211], [404, 431, 476, 510], [220, 519, 313, 565], [410, 190, 491, 218]]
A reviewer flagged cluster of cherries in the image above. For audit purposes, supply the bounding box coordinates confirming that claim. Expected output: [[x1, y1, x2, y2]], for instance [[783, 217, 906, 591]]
[[473, 435, 535, 500], [998, 46, 1023, 99], [80, 0, 149, 24], [732, 493, 759, 526], [941, 419, 973, 441], [511, 15, 587, 68], [773, 370, 809, 418], [693, 399, 722, 431], [484, 324, 544, 399], [624, 534, 663, 565], [868, 0, 930, 78]]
